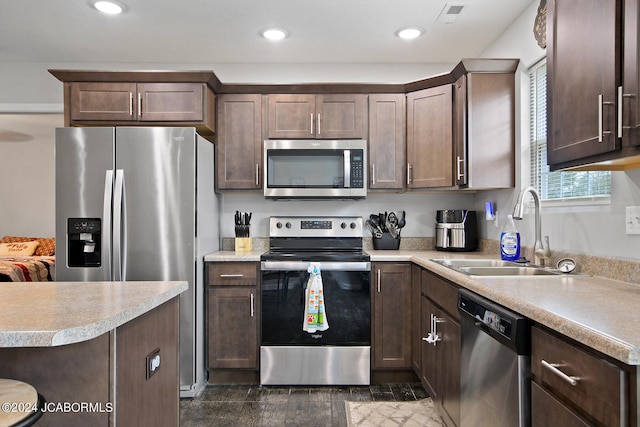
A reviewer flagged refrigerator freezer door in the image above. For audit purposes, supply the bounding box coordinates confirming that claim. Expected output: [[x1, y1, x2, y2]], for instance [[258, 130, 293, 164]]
[[115, 127, 198, 390], [55, 127, 115, 281]]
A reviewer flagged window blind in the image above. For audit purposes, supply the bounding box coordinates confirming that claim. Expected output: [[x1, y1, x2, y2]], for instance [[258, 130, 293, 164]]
[[529, 60, 611, 200]]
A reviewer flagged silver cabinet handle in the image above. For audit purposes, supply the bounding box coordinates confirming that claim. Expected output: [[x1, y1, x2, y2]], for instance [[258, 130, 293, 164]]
[[618, 86, 636, 138], [376, 269, 381, 293], [599, 94, 614, 142], [541, 359, 580, 386], [618, 86, 624, 138], [310, 113, 314, 135], [407, 163, 412, 185], [250, 292, 255, 318], [129, 92, 134, 117], [456, 156, 465, 180], [317, 113, 321, 135], [138, 92, 142, 118], [371, 163, 376, 185], [255, 163, 260, 186], [598, 94, 603, 142], [220, 274, 244, 278]]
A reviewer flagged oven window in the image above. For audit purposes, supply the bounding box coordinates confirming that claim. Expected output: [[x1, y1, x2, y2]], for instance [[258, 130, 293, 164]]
[[266, 149, 345, 188], [261, 269, 371, 346]]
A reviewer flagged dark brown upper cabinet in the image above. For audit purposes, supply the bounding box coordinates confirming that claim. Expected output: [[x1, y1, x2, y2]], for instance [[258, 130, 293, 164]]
[[267, 94, 367, 139], [548, 0, 640, 170], [368, 94, 406, 190]]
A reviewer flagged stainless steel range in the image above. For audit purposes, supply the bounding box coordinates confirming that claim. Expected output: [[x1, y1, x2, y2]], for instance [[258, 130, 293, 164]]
[[260, 216, 371, 385]]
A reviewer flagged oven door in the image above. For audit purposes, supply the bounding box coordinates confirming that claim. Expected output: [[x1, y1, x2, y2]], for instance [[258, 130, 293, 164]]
[[260, 260, 371, 346], [263, 139, 366, 199]]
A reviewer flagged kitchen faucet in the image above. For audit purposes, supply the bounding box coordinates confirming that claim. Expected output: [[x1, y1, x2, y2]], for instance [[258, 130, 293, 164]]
[[512, 186, 550, 266]]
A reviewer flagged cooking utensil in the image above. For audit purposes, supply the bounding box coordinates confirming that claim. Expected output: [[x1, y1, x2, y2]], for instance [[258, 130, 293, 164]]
[[366, 219, 383, 238], [397, 210, 406, 228]]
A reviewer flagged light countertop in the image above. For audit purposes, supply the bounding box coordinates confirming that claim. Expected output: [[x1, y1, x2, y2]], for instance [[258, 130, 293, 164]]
[[0, 280, 188, 348], [206, 249, 640, 365]]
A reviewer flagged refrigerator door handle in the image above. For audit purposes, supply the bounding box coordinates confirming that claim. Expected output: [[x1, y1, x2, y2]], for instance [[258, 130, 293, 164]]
[[113, 169, 127, 281], [103, 170, 114, 281]]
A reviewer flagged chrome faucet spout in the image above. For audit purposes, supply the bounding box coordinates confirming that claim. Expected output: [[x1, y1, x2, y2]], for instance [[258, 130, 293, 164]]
[[512, 187, 549, 266]]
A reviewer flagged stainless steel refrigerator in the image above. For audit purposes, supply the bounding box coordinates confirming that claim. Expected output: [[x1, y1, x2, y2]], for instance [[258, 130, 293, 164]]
[[55, 127, 218, 397]]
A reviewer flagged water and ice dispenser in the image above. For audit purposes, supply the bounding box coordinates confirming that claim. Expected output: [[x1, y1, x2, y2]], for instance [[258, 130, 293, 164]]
[[67, 218, 101, 267]]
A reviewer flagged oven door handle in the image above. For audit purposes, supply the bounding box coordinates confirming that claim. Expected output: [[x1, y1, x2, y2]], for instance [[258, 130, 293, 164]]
[[261, 261, 371, 272]]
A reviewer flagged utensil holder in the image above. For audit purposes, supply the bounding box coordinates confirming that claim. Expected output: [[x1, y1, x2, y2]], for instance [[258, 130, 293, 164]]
[[235, 237, 253, 252], [372, 232, 401, 250]]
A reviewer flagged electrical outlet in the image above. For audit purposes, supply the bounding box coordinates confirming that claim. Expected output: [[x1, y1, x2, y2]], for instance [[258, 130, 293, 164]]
[[146, 347, 161, 380], [626, 206, 640, 235]]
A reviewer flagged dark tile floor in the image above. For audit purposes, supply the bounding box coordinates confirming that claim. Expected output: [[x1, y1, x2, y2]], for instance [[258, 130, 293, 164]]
[[180, 383, 428, 427]]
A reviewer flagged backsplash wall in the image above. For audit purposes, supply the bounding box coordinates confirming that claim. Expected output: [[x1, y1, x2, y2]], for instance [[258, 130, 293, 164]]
[[219, 191, 474, 239]]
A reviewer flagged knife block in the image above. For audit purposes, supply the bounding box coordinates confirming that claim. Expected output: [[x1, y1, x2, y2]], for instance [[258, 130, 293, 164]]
[[235, 237, 253, 252]]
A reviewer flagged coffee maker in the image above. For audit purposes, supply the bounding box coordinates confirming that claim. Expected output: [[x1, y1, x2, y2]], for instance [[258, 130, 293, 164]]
[[435, 210, 478, 252]]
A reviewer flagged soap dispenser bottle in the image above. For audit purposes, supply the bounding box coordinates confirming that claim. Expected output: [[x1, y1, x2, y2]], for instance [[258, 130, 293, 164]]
[[500, 214, 521, 261]]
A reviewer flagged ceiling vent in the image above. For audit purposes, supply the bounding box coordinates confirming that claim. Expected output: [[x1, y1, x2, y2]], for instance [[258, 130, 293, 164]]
[[436, 3, 466, 24]]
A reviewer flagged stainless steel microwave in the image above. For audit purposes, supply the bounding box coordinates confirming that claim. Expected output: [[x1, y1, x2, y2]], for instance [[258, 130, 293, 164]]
[[263, 139, 367, 199]]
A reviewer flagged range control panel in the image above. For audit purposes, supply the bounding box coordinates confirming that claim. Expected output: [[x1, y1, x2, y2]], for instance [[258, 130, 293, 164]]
[[269, 216, 363, 238]]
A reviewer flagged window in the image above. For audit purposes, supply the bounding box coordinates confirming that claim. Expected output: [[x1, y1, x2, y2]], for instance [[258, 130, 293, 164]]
[[529, 60, 611, 200]]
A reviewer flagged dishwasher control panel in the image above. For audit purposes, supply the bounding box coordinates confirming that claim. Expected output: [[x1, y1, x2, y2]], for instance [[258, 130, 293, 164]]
[[458, 289, 530, 354]]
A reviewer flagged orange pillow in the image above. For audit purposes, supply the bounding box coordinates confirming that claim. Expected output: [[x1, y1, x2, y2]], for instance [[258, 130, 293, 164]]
[[0, 236, 55, 256]]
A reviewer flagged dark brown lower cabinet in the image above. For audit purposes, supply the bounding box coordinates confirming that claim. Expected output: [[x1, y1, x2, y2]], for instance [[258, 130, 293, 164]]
[[372, 262, 412, 369], [206, 262, 260, 382], [531, 325, 629, 427], [419, 269, 461, 427]]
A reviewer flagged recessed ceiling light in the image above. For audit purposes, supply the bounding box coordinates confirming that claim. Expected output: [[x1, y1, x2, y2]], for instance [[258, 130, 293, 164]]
[[262, 28, 288, 41], [396, 27, 424, 40], [92, 0, 124, 15]]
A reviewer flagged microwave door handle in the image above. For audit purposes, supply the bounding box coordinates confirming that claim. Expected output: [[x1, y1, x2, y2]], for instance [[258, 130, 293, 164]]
[[344, 149, 351, 188]]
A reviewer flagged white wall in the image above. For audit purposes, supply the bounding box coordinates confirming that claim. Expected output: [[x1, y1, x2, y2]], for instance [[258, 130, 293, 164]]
[[0, 114, 61, 237], [476, 1, 640, 261]]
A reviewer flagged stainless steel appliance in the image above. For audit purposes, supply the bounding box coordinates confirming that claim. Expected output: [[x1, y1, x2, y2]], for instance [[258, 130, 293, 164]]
[[260, 216, 371, 385], [55, 127, 218, 397], [263, 139, 367, 199], [458, 289, 531, 427], [435, 210, 478, 251]]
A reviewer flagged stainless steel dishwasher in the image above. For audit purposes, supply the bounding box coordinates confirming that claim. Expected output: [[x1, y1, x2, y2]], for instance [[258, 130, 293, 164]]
[[458, 289, 531, 427]]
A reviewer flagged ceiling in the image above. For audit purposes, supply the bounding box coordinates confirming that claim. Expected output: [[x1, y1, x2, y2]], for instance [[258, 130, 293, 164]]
[[1, 0, 535, 74]]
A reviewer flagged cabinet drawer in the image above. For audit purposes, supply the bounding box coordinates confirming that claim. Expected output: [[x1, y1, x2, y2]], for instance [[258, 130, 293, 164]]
[[207, 262, 258, 286], [532, 382, 591, 427], [421, 270, 460, 321], [531, 326, 627, 426]]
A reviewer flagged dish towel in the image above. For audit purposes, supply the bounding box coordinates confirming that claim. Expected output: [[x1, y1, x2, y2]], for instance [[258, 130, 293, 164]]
[[303, 263, 329, 333]]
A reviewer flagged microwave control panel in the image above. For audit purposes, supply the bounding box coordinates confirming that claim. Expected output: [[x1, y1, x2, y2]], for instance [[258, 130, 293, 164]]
[[351, 150, 364, 188]]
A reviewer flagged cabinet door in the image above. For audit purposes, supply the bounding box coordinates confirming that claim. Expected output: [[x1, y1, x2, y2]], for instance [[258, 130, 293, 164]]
[[316, 94, 367, 139], [70, 82, 137, 121], [623, 0, 640, 148], [411, 264, 422, 373], [372, 263, 412, 369], [453, 76, 467, 187], [267, 94, 316, 139], [532, 382, 592, 427], [137, 83, 204, 122], [207, 287, 258, 369], [547, 0, 620, 167], [216, 94, 263, 190], [407, 85, 453, 188], [369, 94, 406, 189]]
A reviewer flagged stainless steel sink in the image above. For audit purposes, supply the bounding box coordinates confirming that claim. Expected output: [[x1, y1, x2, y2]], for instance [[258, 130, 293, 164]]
[[431, 259, 521, 268], [456, 266, 562, 276], [430, 258, 566, 277]]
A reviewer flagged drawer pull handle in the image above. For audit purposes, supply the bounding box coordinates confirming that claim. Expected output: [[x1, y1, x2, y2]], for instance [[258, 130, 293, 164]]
[[541, 360, 580, 386], [219, 274, 244, 278]]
